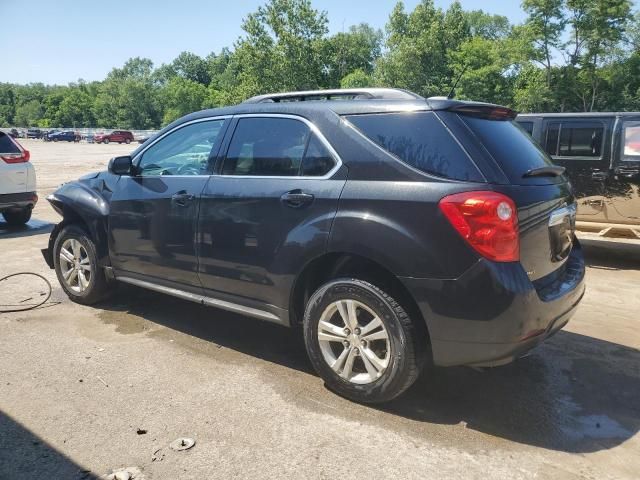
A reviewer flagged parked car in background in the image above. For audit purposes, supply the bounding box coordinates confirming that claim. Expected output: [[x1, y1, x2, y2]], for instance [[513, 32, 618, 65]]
[[47, 130, 79, 142], [42, 88, 585, 403], [27, 128, 43, 139], [94, 130, 134, 144], [134, 133, 152, 144], [0, 131, 37, 225], [517, 112, 640, 237]]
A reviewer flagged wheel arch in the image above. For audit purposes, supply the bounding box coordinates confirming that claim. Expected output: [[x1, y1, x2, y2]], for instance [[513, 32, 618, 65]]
[[44, 182, 111, 268], [290, 252, 431, 348]]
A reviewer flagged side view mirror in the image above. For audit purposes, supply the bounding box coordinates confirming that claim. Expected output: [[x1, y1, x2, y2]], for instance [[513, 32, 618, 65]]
[[108, 155, 133, 175]]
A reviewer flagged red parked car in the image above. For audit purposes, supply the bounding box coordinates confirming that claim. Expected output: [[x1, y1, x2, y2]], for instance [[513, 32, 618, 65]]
[[94, 130, 134, 144]]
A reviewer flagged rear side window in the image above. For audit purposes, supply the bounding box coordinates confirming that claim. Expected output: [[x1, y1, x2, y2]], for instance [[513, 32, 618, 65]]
[[346, 112, 482, 182], [223, 117, 337, 177], [544, 122, 604, 158], [462, 116, 555, 182], [0, 132, 20, 154]]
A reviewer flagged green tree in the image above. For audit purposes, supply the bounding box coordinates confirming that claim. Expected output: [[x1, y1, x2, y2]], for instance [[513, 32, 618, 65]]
[[14, 100, 43, 127], [161, 77, 207, 125], [322, 24, 382, 87], [340, 69, 375, 88], [522, 0, 565, 87]]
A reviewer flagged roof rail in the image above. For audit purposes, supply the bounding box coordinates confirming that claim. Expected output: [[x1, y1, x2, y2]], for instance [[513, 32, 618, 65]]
[[242, 88, 423, 104]]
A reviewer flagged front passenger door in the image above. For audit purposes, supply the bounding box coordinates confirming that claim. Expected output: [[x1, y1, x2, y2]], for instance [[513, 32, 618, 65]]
[[109, 118, 228, 289]]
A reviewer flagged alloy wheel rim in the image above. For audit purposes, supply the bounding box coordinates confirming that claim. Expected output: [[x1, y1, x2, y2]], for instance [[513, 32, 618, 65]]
[[317, 299, 390, 385], [59, 239, 92, 293]]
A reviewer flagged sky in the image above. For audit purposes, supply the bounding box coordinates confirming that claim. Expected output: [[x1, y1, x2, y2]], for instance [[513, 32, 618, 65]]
[[0, 0, 526, 85]]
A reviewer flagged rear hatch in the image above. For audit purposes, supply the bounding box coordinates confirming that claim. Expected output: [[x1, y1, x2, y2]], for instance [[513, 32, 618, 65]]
[[0, 132, 29, 195], [441, 107, 577, 284]]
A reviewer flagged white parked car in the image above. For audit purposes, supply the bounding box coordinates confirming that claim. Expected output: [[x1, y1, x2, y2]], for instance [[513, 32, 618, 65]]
[[0, 132, 37, 225]]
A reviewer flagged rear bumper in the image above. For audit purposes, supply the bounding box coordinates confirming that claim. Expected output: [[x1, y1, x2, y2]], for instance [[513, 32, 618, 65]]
[[0, 192, 38, 212], [401, 242, 586, 367]]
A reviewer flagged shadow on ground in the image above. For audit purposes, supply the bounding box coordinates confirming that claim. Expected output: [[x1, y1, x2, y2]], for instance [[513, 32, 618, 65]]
[[0, 218, 53, 239], [98, 285, 640, 455], [581, 237, 640, 270], [0, 411, 96, 479]]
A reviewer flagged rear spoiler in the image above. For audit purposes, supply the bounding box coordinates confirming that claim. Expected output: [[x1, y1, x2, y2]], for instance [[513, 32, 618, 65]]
[[427, 97, 518, 120]]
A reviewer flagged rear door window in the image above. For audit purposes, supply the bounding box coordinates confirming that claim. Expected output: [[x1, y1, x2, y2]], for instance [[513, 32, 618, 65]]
[[461, 115, 557, 183], [345, 112, 483, 182], [222, 117, 337, 177]]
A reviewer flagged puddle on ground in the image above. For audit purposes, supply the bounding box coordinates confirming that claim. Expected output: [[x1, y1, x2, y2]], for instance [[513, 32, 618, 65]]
[[98, 309, 152, 335]]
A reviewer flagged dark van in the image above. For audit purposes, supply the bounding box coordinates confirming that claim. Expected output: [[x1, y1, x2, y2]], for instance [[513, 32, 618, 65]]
[[517, 113, 640, 237]]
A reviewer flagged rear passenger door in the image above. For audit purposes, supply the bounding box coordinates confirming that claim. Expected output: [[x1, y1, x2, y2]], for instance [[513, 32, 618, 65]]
[[197, 114, 346, 316], [542, 119, 612, 218]]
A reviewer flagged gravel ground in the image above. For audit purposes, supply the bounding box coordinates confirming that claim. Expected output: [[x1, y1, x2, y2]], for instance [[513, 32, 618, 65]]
[[1, 139, 639, 479]]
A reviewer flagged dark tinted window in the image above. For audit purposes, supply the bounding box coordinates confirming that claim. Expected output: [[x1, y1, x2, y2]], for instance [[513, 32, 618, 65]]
[[346, 112, 482, 182], [518, 121, 534, 135], [301, 134, 335, 176], [544, 122, 605, 158], [0, 132, 20, 154], [224, 118, 310, 176], [462, 116, 555, 182]]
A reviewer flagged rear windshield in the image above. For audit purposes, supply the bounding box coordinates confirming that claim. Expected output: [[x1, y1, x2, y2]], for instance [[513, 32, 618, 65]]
[[0, 132, 20, 154], [461, 116, 557, 183], [346, 112, 483, 182]]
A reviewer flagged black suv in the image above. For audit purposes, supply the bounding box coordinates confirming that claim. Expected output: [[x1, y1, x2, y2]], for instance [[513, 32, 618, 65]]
[[42, 88, 585, 403]]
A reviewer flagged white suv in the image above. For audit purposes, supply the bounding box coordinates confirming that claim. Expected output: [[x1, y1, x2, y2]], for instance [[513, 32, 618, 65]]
[[0, 132, 37, 225]]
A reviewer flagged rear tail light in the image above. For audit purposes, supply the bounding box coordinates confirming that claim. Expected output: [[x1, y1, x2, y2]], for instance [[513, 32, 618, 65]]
[[439, 191, 519, 262], [1, 141, 30, 163]]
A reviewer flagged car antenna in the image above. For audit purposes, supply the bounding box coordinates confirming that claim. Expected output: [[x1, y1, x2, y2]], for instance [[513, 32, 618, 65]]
[[447, 65, 468, 99]]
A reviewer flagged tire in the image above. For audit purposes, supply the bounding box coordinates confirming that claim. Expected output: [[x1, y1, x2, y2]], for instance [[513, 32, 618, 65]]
[[103, 139, 109, 144], [53, 138, 58, 142], [303, 278, 424, 403], [53, 224, 112, 305], [125, 139, 131, 144], [2, 207, 31, 226]]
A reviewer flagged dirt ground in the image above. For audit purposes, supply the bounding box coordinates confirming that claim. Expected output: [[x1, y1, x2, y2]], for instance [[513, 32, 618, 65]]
[[1, 139, 639, 479]]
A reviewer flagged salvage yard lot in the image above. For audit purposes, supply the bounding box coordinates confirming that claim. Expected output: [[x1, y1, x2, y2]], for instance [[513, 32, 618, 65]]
[[1, 139, 639, 479]]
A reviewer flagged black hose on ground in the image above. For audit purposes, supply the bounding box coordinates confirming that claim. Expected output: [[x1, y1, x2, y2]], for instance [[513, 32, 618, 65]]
[[0, 272, 52, 313]]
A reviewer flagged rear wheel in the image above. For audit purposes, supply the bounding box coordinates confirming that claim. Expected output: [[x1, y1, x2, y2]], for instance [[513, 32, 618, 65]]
[[54, 224, 112, 305], [303, 278, 424, 403], [2, 207, 31, 226]]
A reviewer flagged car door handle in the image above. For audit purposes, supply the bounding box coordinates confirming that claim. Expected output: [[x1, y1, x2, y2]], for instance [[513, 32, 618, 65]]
[[591, 171, 608, 181], [280, 190, 314, 208], [171, 191, 195, 206]]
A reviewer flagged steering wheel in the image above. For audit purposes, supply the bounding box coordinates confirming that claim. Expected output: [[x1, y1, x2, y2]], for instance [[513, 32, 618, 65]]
[[176, 163, 203, 176]]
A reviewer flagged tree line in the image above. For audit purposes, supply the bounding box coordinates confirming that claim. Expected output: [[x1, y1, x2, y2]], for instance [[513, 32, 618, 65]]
[[1, 0, 638, 130]]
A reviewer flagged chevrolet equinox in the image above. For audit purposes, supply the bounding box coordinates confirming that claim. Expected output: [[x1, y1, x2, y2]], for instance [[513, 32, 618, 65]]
[[42, 88, 586, 403]]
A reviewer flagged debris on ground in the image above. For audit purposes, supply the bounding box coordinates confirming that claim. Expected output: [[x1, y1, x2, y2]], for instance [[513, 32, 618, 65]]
[[169, 437, 196, 451]]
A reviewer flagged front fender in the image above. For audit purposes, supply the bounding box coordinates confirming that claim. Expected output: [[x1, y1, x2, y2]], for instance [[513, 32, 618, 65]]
[[44, 175, 116, 268]]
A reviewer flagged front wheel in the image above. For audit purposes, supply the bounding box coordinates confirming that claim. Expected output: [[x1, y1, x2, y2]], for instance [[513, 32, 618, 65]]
[[103, 139, 109, 144], [125, 139, 131, 144], [303, 279, 424, 403], [53, 224, 112, 305], [2, 207, 31, 225]]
